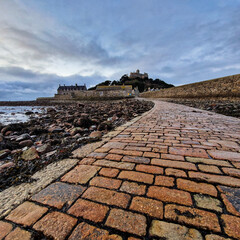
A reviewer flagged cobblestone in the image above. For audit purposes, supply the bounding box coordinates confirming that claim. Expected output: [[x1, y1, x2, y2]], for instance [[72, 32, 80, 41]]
[[189, 171, 240, 187], [90, 176, 122, 189], [155, 175, 175, 187], [208, 150, 240, 161], [218, 185, 240, 217], [149, 220, 203, 239], [148, 186, 192, 205], [33, 211, 77, 240], [151, 158, 197, 171], [68, 198, 109, 222], [68, 222, 122, 240], [6, 201, 48, 226], [186, 157, 231, 167], [169, 147, 209, 158], [165, 168, 187, 177], [99, 167, 119, 177], [193, 194, 222, 212], [94, 159, 135, 170], [2, 100, 240, 239], [61, 165, 100, 184], [122, 155, 150, 164], [106, 153, 123, 161], [118, 170, 154, 184], [165, 204, 221, 232], [0, 221, 13, 239], [31, 182, 85, 209], [109, 149, 143, 156], [5, 227, 31, 240], [106, 208, 147, 236], [82, 186, 130, 208], [135, 164, 163, 174], [205, 234, 233, 240], [221, 214, 240, 239], [161, 153, 185, 161], [120, 181, 146, 195], [177, 178, 218, 196], [130, 196, 163, 218], [222, 167, 240, 177], [198, 164, 222, 174]]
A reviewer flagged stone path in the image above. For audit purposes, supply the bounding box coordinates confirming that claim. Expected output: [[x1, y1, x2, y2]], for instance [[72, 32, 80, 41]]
[[1, 100, 240, 240]]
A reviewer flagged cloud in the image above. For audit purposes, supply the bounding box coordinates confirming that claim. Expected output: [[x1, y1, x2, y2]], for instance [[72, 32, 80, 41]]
[[0, 66, 106, 100], [0, 0, 240, 100], [0, 1, 126, 79]]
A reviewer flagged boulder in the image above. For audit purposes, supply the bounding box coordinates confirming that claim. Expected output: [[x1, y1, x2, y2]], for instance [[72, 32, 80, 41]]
[[21, 147, 39, 161], [98, 121, 112, 131], [37, 144, 51, 154], [1, 126, 10, 135], [46, 150, 57, 158], [11, 149, 22, 155], [0, 149, 10, 159], [30, 127, 48, 135], [25, 111, 34, 115], [89, 131, 102, 139], [48, 127, 64, 133], [47, 108, 56, 113], [0, 162, 15, 173], [70, 127, 84, 136], [16, 133, 31, 142], [5, 131, 12, 136], [75, 114, 92, 128], [89, 125, 97, 131], [19, 140, 33, 147]]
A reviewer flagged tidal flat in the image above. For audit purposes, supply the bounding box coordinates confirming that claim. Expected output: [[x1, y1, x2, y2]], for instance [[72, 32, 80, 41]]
[[0, 99, 154, 191]]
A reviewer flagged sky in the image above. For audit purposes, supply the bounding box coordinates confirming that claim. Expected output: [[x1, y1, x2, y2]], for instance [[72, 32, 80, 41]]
[[0, 0, 240, 100]]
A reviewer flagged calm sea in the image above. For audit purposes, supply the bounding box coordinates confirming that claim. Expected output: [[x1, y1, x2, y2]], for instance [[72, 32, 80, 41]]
[[0, 106, 45, 125]]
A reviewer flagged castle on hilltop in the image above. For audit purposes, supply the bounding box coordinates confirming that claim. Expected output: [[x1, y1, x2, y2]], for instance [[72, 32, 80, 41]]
[[129, 69, 148, 79]]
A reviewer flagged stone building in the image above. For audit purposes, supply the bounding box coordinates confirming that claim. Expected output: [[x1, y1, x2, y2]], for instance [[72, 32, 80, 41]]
[[129, 69, 148, 79], [57, 84, 87, 96]]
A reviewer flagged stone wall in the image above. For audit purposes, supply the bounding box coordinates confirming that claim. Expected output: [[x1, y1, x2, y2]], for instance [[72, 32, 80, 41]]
[[140, 74, 240, 99], [37, 89, 134, 102], [63, 89, 133, 100]]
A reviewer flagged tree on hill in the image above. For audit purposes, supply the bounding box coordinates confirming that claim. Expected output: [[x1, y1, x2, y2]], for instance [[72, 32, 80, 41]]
[[88, 80, 112, 90]]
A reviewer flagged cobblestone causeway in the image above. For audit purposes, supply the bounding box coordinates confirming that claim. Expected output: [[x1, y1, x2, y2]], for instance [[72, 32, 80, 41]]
[[1, 100, 240, 239]]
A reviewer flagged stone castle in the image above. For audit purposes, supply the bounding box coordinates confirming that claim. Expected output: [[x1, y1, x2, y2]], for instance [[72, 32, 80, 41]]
[[129, 69, 148, 79], [37, 71, 145, 102]]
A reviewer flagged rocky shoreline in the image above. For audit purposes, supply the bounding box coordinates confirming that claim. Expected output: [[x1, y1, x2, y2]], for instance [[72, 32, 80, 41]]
[[0, 99, 154, 191], [163, 98, 240, 118]]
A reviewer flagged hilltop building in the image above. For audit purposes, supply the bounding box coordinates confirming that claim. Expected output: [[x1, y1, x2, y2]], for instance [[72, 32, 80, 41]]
[[129, 69, 148, 79], [57, 84, 87, 96]]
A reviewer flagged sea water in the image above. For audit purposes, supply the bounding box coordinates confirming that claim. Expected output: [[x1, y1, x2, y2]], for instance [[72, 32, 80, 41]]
[[0, 106, 45, 125]]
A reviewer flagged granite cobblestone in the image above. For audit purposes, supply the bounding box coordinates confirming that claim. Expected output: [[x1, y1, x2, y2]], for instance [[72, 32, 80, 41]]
[[2, 100, 240, 239]]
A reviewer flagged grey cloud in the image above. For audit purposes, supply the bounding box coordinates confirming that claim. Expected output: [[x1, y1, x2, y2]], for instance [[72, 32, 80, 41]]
[[0, 67, 38, 79], [0, 66, 106, 100], [161, 67, 174, 73], [1, 0, 240, 100], [0, 24, 122, 68]]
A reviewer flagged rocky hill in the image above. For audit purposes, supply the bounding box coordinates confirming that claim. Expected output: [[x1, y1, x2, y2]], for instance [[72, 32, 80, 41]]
[[88, 75, 174, 92]]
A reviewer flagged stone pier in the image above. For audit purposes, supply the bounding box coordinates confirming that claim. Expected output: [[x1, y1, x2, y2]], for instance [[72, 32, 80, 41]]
[[1, 100, 240, 239]]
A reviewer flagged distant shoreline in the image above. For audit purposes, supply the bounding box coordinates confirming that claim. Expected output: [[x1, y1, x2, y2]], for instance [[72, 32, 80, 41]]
[[0, 101, 63, 106]]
